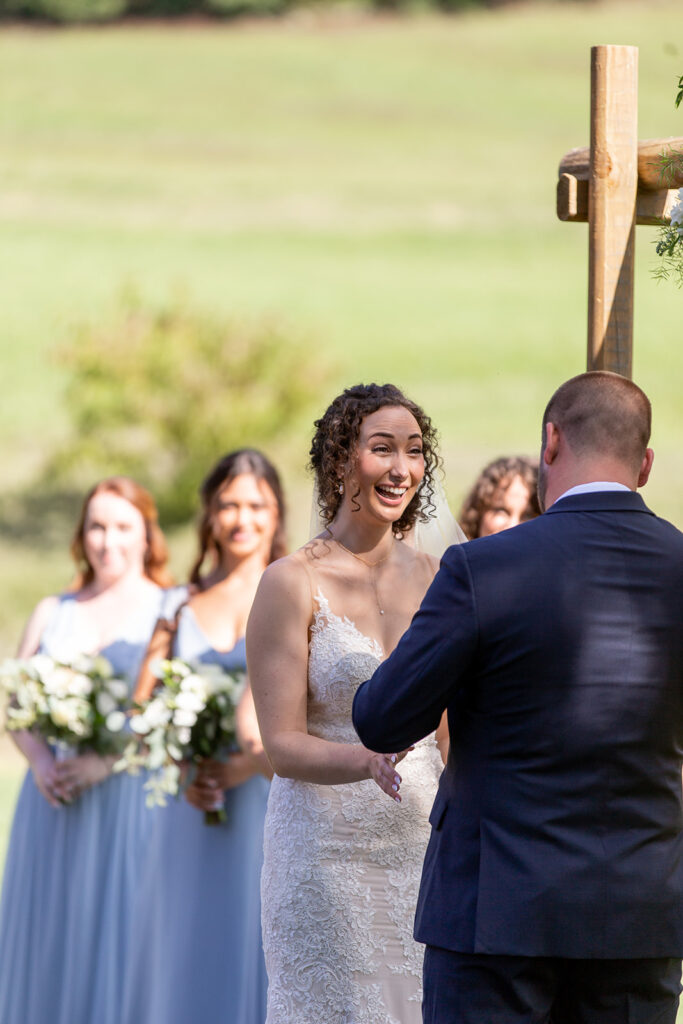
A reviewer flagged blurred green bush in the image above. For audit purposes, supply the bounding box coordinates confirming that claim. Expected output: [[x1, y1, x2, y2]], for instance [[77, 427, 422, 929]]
[[45, 290, 327, 525], [0, 0, 551, 23], [31, 0, 127, 19], [0, 0, 126, 19]]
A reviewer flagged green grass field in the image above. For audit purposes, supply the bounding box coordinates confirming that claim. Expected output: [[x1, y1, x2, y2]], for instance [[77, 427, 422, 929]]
[[1, 1, 683, 889]]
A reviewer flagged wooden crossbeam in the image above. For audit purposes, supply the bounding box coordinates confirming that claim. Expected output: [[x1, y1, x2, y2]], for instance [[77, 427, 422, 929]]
[[557, 174, 680, 225], [558, 138, 683, 224]]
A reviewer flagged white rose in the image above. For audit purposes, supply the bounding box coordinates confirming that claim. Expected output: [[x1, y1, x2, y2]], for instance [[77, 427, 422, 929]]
[[27, 654, 55, 679], [144, 698, 172, 730], [16, 680, 39, 708], [68, 674, 94, 697], [670, 191, 683, 226], [175, 690, 205, 714], [105, 710, 127, 733], [43, 667, 74, 699], [7, 707, 36, 729], [168, 659, 191, 678], [130, 714, 151, 735], [180, 673, 210, 701], [0, 657, 21, 685], [49, 698, 91, 738], [48, 698, 78, 728], [106, 678, 129, 702], [96, 691, 117, 717], [176, 726, 191, 745], [173, 708, 197, 728], [197, 663, 224, 679], [197, 664, 227, 692], [70, 717, 90, 738], [70, 654, 93, 675], [92, 655, 114, 679]]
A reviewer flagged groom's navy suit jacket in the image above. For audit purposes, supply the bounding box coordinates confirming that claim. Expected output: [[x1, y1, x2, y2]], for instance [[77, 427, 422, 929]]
[[352, 491, 683, 958]]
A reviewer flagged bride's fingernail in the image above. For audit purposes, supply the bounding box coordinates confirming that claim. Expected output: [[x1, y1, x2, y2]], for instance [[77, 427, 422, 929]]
[[394, 776, 400, 785], [390, 755, 397, 763], [392, 784, 398, 792], [394, 796, 401, 803]]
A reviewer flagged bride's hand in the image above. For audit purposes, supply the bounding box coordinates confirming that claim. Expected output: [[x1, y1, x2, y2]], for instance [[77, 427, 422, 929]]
[[367, 749, 413, 803]]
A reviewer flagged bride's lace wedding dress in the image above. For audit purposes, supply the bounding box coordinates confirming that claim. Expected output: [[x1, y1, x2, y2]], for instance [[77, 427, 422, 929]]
[[261, 590, 444, 1024]]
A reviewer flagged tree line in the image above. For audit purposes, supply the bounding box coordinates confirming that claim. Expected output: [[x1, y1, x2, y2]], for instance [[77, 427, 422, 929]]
[[0, 0, 548, 24]]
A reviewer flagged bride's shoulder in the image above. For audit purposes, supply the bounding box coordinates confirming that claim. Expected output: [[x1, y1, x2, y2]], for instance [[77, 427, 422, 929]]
[[256, 550, 311, 604], [398, 541, 439, 575]]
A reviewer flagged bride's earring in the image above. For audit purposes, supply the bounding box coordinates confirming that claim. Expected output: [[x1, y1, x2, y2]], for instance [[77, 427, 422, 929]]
[[338, 482, 344, 495]]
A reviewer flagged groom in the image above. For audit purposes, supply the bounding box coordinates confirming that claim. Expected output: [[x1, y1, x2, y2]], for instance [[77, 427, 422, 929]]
[[353, 371, 683, 1024]]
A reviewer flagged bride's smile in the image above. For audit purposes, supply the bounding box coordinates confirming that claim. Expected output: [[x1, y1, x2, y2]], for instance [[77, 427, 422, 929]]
[[346, 406, 425, 524]]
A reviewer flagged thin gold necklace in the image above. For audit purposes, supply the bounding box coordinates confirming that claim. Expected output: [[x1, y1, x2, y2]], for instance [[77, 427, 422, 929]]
[[328, 529, 392, 616]]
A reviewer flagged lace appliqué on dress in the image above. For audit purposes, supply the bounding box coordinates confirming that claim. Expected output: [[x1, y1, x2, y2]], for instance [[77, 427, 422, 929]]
[[261, 590, 443, 1024]]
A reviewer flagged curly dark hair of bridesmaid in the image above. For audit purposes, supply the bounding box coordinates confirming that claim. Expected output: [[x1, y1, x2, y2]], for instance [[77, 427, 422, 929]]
[[71, 476, 173, 589], [309, 383, 440, 536], [189, 448, 287, 587], [458, 455, 540, 540]]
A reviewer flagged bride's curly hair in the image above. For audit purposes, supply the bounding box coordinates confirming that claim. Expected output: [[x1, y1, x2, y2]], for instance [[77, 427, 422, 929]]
[[309, 383, 440, 536]]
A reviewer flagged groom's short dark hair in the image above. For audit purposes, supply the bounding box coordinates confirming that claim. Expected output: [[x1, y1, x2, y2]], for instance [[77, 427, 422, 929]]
[[543, 371, 651, 470]]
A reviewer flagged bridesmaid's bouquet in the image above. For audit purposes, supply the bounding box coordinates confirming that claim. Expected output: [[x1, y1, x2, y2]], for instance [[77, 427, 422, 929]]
[[0, 653, 129, 755], [115, 658, 245, 825]]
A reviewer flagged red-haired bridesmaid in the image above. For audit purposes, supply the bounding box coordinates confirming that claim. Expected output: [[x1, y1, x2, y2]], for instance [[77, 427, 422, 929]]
[[0, 477, 172, 1024]]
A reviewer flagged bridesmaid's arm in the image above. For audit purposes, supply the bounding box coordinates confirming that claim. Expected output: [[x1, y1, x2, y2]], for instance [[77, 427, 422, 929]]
[[246, 557, 404, 801], [12, 596, 63, 806]]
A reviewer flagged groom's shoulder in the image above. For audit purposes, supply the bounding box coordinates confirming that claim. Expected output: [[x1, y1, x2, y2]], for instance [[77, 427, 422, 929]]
[[445, 516, 545, 563], [447, 502, 683, 570], [650, 511, 683, 544]]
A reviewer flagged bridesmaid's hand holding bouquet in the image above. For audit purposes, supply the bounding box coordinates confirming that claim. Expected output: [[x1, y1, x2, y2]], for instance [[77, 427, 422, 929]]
[[116, 658, 245, 824]]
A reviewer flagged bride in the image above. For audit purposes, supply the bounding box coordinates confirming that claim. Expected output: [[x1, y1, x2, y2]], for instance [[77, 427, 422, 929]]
[[247, 383, 462, 1024]]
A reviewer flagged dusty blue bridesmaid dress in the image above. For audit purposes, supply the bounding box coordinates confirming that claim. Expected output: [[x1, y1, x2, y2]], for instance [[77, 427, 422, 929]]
[[0, 587, 164, 1024], [122, 604, 269, 1024]]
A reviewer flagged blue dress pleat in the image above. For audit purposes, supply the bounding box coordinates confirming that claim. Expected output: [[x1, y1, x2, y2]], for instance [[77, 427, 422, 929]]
[[0, 587, 166, 1024], [122, 606, 269, 1024]]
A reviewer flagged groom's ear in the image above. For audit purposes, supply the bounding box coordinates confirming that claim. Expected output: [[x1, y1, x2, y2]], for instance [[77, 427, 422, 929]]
[[542, 422, 560, 465], [636, 447, 654, 489]]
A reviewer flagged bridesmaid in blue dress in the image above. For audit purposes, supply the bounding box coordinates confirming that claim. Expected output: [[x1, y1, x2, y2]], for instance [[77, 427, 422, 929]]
[[123, 449, 286, 1024], [0, 477, 172, 1024]]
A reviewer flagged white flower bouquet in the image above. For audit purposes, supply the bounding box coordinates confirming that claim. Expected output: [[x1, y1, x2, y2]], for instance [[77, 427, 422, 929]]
[[0, 653, 129, 755], [654, 185, 683, 287], [116, 658, 245, 825]]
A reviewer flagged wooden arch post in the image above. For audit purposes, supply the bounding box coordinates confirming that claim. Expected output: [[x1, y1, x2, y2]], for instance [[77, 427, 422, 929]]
[[556, 45, 683, 379], [587, 45, 638, 378]]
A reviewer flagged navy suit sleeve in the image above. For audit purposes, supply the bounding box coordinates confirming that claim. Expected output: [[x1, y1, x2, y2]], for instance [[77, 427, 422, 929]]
[[352, 544, 478, 752]]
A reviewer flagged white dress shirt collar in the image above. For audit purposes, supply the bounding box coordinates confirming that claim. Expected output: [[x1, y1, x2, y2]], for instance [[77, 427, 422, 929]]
[[554, 481, 632, 504]]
